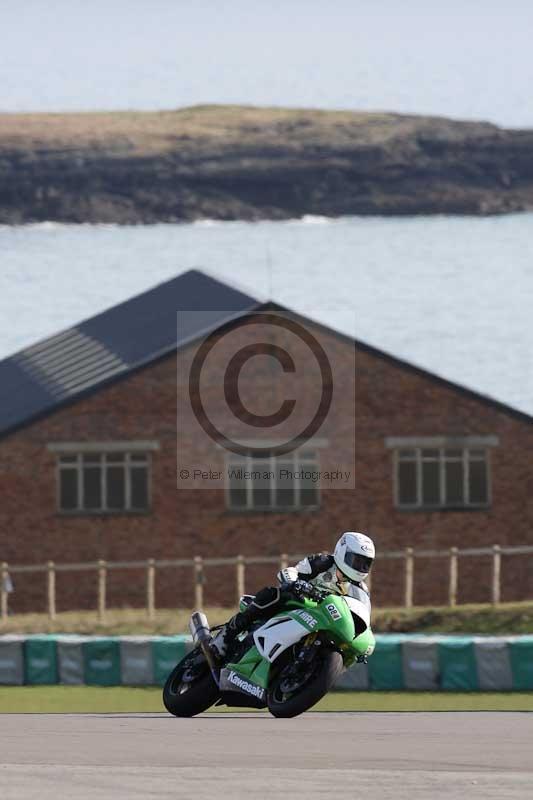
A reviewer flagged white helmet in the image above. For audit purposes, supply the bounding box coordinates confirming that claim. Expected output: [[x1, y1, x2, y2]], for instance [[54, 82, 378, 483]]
[[334, 532, 375, 584]]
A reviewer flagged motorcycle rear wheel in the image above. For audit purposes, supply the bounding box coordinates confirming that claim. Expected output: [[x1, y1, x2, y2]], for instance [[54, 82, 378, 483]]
[[267, 649, 343, 718], [162, 650, 219, 717]]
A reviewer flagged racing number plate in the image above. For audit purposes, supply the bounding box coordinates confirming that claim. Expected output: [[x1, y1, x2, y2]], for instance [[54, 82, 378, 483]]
[[326, 602, 341, 621]]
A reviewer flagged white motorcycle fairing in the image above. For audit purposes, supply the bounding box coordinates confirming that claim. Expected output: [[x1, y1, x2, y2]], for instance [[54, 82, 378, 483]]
[[253, 614, 311, 663], [343, 594, 370, 629]]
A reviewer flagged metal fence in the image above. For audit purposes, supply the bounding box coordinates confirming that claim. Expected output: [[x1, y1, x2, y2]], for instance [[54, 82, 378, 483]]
[[2, 544, 533, 623]]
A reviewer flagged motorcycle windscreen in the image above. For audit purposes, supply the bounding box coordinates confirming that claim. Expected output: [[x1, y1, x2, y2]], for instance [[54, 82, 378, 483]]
[[343, 595, 370, 629]]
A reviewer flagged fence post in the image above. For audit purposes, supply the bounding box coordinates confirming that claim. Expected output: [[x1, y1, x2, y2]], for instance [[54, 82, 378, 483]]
[[146, 558, 156, 620], [97, 559, 107, 622], [236, 555, 245, 604], [404, 547, 414, 609], [1, 562, 8, 622], [492, 545, 501, 605], [47, 561, 56, 620], [448, 547, 458, 607], [280, 553, 289, 570], [194, 556, 204, 610]]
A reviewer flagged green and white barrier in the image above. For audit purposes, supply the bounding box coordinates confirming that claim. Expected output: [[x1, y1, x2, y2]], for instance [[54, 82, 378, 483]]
[[334, 634, 533, 691], [1, 634, 533, 689]]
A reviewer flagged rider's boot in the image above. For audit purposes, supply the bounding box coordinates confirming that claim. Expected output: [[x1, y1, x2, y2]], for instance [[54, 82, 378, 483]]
[[210, 609, 253, 659], [210, 586, 283, 660]]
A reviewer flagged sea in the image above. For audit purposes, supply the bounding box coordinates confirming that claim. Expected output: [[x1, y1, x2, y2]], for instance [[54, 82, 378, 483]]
[[1, 1, 533, 413], [1, 215, 532, 414]]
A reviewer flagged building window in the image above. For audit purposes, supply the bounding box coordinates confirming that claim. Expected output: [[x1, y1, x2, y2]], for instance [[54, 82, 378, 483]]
[[226, 449, 320, 512], [58, 452, 151, 513], [394, 447, 490, 510]]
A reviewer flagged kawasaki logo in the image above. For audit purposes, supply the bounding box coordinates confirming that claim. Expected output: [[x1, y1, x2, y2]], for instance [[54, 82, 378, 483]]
[[228, 670, 265, 701]]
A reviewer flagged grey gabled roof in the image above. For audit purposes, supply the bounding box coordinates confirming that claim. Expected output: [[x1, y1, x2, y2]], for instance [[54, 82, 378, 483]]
[[1, 269, 532, 442], [0, 269, 261, 439]]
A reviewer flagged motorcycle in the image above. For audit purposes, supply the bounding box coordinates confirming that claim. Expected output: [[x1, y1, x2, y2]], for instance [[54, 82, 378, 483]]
[[162, 581, 375, 718]]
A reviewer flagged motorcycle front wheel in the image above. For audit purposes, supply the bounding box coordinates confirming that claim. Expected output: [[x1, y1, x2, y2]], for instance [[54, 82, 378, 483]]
[[267, 649, 343, 718], [162, 648, 219, 717]]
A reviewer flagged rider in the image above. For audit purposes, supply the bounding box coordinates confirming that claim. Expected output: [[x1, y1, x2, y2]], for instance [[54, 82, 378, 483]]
[[211, 531, 375, 658]]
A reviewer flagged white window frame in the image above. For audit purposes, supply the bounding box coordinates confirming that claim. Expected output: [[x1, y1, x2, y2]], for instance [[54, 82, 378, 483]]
[[225, 449, 321, 512], [54, 447, 154, 514], [392, 445, 492, 510]]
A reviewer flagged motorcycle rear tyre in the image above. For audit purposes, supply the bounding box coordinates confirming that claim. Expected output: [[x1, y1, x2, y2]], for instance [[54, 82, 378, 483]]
[[163, 658, 219, 718]]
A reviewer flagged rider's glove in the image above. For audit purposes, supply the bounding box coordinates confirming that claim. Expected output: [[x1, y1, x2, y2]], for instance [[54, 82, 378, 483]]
[[306, 584, 326, 603], [287, 580, 324, 602], [287, 579, 310, 599], [356, 654, 368, 664]]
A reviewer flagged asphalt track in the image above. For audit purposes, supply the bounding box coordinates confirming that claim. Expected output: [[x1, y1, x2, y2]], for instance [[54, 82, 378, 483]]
[[2, 712, 532, 799]]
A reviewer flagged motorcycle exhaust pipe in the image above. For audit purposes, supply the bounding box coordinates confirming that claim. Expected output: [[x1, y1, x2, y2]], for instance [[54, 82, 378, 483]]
[[189, 611, 220, 686], [189, 611, 211, 645]]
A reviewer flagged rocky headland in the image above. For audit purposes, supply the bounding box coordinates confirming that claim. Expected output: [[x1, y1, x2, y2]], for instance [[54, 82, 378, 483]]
[[1, 105, 532, 223]]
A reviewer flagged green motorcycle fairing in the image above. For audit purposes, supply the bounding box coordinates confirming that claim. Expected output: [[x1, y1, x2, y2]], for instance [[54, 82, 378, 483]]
[[224, 592, 375, 692]]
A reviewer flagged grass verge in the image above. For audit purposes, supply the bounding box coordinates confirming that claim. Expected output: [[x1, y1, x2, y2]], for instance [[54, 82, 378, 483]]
[[2, 601, 533, 636], [1, 686, 533, 714]]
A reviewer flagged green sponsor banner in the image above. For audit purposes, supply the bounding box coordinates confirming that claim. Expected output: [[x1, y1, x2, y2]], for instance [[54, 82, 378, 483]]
[[24, 636, 58, 685], [368, 635, 405, 690], [438, 638, 478, 690], [508, 637, 533, 690], [83, 639, 121, 686], [152, 636, 190, 686]]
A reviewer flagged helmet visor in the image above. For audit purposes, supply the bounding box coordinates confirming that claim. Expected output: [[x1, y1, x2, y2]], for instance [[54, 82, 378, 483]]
[[344, 551, 373, 576]]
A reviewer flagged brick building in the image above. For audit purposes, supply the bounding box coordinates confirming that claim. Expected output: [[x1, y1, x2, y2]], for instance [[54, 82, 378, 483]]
[[1, 270, 532, 612]]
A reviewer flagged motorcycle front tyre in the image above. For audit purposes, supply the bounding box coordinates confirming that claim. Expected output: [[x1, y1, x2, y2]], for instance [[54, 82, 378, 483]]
[[267, 649, 343, 719]]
